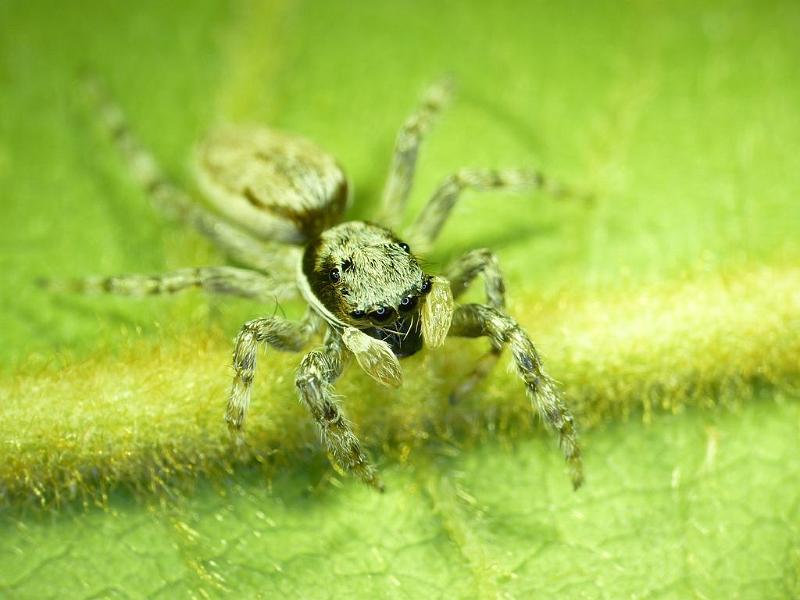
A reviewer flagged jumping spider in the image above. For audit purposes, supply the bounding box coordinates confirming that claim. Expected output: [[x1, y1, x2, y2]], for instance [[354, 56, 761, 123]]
[[50, 77, 583, 491]]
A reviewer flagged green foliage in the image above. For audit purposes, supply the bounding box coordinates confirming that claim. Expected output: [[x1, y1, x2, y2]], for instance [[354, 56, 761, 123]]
[[2, 400, 799, 598], [1, 0, 799, 597]]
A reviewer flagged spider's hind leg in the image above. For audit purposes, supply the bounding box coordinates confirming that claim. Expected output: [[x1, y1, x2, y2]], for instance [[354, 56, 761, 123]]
[[379, 78, 454, 228], [40, 266, 294, 303], [448, 303, 583, 490], [81, 74, 293, 275]]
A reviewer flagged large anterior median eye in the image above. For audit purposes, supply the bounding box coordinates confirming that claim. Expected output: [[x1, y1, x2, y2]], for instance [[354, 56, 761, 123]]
[[329, 268, 340, 282], [399, 296, 417, 311], [350, 309, 366, 319], [370, 306, 393, 322]]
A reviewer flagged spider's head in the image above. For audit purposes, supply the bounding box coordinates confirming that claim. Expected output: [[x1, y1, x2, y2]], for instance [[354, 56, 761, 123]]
[[302, 222, 451, 355]]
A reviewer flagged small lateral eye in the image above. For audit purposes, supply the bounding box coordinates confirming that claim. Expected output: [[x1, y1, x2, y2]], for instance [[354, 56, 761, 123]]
[[399, 296, 417, 311], [420, 277, 432, 295], [329, 268, 340, 282], [399, 242, 410, 252], [350, 309, 366, 319], [370, 306, 393, 322]]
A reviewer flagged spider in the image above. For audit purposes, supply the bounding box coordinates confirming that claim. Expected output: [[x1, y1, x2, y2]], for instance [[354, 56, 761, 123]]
[[49, 77, 583, 492]]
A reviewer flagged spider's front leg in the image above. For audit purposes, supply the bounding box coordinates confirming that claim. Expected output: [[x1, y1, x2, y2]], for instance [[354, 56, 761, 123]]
[[227, 312, 319, 430], [445, 247, 506, 310], [444, 249, 506, 402], [448, 303, 583, 490], [295, 332, 384, 491]]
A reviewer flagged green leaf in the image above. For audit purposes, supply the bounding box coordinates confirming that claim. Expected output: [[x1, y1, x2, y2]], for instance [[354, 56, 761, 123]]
[[1, 0, 799, 597], [2, 399, 798, 598]]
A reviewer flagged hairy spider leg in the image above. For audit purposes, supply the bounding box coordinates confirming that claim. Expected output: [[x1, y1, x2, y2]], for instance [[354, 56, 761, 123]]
[[408, 167, 587, 250], [40, 266, 294, 303], [227, 312, 320, 430], [448, 303, 584, 490], [445, 248, 506, 309], [81, 74, 298, 277], [379, 78, 454, 228], [296, 331, 384, 491], [443, 249, 507, 402]]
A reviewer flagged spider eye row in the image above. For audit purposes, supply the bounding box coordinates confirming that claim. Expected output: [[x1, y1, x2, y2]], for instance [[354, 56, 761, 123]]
[[347, 277, 432, 322], [349, 307, 394, 321]]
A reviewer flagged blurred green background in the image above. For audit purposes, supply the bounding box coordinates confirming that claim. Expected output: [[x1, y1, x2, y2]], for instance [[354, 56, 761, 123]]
[[1, 0, 799, 598]]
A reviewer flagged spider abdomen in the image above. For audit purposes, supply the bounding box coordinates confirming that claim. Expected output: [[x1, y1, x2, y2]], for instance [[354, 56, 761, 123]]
[[195, 127, 349, 244]]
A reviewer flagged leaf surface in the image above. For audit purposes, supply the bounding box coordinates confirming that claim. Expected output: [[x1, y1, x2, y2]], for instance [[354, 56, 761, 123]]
[[1, 0, 799, 597]]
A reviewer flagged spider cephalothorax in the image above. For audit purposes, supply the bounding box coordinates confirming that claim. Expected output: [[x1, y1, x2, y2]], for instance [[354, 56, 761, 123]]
[[52, 76, 584, 492], [303, 223, 426, 325], [301, 221, 443, 359]]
